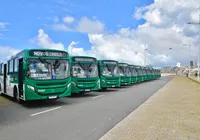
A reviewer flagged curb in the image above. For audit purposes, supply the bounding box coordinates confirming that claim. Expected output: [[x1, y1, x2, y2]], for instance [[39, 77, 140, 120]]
[[188, 77, 200, 84]]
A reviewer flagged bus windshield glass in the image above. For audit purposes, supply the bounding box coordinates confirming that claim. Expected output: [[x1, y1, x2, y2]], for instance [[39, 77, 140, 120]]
[[119, 66, 131, 76], [102, 64, 119, 77], [129, 67, 137, 76], [27, 59, 70, 80], [72, 63, 98, 78]]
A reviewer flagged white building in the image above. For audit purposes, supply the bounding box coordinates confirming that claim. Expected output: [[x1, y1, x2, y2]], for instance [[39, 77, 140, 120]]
[[176, 62, 181, 68]]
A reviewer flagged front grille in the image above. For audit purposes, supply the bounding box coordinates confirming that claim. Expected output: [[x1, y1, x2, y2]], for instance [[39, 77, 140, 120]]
[[105, 77, 119, 80], [77, 79, 97, 83], [36, 82, 66, 86]]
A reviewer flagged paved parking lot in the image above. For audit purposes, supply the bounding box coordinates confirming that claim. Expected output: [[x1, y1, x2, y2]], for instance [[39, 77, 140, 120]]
[[0, 76, 173, 140]]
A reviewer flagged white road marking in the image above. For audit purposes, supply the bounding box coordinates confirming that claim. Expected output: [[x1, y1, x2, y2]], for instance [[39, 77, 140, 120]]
[[120, 89, 125, 91], [93, 95, 104, 99], [30, 106, 62, 117]]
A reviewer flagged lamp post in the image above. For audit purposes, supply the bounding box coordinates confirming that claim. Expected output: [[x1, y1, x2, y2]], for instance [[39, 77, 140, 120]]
[[187, 15, 200, 79], [143, 44, 148, 66], [183, 43, 192, 77]]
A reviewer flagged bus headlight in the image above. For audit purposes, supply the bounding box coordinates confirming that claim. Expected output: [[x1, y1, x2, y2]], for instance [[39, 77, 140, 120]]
[[67, 83, 71, 88], [71, 82, 76, 86], [27, 85, 35, 92]]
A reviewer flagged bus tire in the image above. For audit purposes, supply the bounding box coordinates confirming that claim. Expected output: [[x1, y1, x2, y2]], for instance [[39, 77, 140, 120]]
[[13, 86, 23, 104]]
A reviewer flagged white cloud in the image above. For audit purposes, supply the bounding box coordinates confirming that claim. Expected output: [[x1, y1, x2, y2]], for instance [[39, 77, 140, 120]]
[[32, 29, 65, 50], [144, 8, 162, 25], [53, 16, 59, 22], [52, 16, 105, 34], [63, 16, 75, 24], [52, 24, 70, 31], [130, 0, 200, 66], [47, 0, 200, 67], [0, 22, 8, 29], [76, 17, 105, 33], [0, 46, 20, 61]]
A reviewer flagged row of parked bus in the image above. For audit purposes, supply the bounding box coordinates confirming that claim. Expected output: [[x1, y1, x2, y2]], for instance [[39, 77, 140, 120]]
[[0, 49, 161, 103]]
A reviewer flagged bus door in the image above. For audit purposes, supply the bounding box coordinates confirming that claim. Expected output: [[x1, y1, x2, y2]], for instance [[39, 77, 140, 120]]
[[3, 64, 7, 93], [18, 58, 23, 98]]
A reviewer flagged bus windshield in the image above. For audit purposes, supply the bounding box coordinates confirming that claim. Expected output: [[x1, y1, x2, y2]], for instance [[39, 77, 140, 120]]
[[102, 64, 119, 77], [119, 66, 131, 76], [129, 67, 137, 76], [72, 63, 98, 78], [27, 59, 70, 80]]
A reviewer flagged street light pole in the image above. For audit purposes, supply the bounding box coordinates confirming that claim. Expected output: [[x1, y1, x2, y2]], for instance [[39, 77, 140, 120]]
[[143, 44, 148, 66], [183, 43, 192, 77], [187, 15, 200, 79]]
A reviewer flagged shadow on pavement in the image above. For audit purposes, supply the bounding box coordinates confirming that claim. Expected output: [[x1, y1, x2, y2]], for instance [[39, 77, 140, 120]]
[[68, 93, 97, 98], [96, 89, 119, 92]]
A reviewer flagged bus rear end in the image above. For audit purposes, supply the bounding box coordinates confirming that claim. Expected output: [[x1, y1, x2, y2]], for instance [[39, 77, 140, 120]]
[[98, 60, 120, 90], [70, 56, 100, 93]]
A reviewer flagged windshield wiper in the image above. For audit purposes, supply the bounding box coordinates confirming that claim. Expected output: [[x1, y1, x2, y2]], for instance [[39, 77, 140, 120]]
[[106, 64, 116, 76], [38, 57, 51, 64], [53, 57, 62, 69]]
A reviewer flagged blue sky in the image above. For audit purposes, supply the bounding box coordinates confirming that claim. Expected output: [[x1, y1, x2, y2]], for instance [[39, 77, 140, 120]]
[[0, 0, 153, 51], [1, 0, 197, 67]]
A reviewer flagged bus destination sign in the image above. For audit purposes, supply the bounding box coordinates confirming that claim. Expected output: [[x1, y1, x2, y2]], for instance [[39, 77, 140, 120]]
[[74, 57, 96, 62], [103, 61, 117, 65], [30, 51, 67, 57], [119, 64, 128, 67]]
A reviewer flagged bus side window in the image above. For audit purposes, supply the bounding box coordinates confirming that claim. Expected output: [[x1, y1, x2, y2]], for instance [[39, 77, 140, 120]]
[[14, 58, 18, 72], [8, 60, 14, 74]]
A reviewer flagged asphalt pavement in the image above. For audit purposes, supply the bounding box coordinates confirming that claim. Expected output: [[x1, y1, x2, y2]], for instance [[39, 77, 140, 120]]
[[0, 76, 173, 140]]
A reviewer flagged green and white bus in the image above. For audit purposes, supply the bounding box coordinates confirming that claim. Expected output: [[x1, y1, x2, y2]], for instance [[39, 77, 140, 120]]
[[144, 67, 151, 81], [141, 66, 147, 82], [0, 49, 71, 102], [98, 60, 120, 90], [134, 66, 142, 82], [129, 65, 138, 84], [118, 63, 131, 85], [70, 56, 100, 93]]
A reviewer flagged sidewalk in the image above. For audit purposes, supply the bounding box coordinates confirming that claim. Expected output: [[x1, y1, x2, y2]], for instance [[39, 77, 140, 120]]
[[100, 76, 200, 140], [189, 76, 200, 83]]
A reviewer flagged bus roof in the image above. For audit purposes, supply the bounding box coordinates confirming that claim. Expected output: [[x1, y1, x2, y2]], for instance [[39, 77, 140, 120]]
[[98, 60, 118, 63], [70, 55, 97, 62], [10, 49, 68, 60], [70, 55, 96, 59]]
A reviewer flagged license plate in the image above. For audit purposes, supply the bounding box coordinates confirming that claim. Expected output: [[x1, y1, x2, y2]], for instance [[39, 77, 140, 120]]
[[112, 85, 115, 87], [85, 89, 90, 91], [49, 95, 57, 99], [125, 83, 127, 85]]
